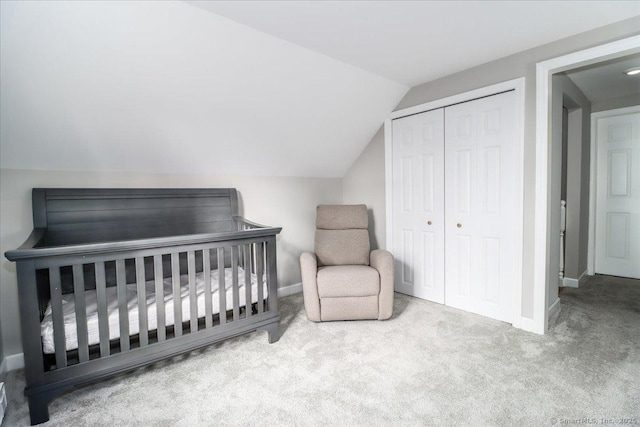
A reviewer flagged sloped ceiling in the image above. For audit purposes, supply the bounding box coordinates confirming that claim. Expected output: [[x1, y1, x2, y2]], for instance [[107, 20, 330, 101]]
[[188, 1, 640, 87], [2, 2, 638, 179], [0, 1, 407, 178]]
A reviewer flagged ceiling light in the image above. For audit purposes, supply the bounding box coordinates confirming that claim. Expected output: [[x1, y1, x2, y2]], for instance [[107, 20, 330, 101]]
[[625, 67, 640, 76]]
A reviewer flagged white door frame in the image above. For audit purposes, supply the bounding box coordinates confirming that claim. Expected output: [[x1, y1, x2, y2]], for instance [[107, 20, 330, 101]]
[[588, 105, 640, 276], [385, 77, 526, 330], [534, 35, 640, 334]]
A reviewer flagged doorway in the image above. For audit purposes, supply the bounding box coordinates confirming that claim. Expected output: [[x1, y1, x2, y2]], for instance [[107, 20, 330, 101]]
[[549, 76, 592, 312], [535, 35, 640, 333]]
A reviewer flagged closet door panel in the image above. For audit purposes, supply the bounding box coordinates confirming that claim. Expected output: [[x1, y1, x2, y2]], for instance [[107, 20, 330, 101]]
[[401, 229, 414, 285], [444, 91, 516, 323], [392, 109, 445, 303], [444, 114, 477, 313]]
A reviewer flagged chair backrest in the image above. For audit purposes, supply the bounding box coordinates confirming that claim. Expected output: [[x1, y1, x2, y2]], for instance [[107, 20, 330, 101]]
[[315, 204, 370, 267]]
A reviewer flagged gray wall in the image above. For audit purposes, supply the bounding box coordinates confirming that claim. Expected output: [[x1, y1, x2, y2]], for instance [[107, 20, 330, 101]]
[[550, 75, 591, 308], [592, 93, 640, 113], [343, 16, 640, 320], [566, 86, 592, 280], [343, 126, 386, 251], [0, 169, 342, 358]]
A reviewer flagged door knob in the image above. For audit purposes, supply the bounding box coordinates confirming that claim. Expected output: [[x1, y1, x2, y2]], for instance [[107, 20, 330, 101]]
[[457, 223, 462, 228], [427, 220, 432, 225]]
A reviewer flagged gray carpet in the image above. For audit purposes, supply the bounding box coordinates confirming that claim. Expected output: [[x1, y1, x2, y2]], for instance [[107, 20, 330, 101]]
[[2, 274, 639, 426]]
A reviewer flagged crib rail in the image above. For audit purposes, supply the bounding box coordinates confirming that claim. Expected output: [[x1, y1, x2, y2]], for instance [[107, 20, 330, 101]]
[[33, 236, 276, 371]]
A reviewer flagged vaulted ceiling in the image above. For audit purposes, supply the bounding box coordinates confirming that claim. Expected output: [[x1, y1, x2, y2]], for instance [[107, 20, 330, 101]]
[[188, 1, 640, 87], [1, 1, 638, 178]]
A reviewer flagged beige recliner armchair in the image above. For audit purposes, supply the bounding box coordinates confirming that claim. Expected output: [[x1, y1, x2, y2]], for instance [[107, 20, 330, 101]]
[[300, 204, 394, 321]]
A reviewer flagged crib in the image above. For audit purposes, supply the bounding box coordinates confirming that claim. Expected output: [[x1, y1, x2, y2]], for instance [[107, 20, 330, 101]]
[[5, 188, 281, 425]]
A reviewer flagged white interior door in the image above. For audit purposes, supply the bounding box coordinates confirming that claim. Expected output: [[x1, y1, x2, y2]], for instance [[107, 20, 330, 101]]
[[444, 91, 516, 323], [392, 109, 445, 303], [595, 110, 640, 279]]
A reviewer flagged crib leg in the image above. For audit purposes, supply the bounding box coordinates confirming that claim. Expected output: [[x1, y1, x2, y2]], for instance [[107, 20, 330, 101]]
[[260, 322, 280, 344], [27, 393, 50, 425]]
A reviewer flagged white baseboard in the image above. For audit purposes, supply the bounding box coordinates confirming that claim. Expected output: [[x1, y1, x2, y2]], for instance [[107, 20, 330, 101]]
[[512, 307, 546, 334], [562, 270, 589, 288], [278, 282, 302, 298], [513, 316, 543, 334], [578, 270, 589, 286], [548, 297, 561, 320], [3, 354, 25, 372]]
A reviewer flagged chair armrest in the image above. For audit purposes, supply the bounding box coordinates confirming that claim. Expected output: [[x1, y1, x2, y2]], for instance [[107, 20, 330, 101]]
[[300, 252, 321, 322], [370, 249, 394, 320]]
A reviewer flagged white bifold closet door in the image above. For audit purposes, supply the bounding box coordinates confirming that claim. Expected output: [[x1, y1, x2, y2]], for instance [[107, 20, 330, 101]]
[[443, 92, 516, 323], [392, 91, 517, 323], [392, 109, 445, 303], [595, 111, 640, 279]]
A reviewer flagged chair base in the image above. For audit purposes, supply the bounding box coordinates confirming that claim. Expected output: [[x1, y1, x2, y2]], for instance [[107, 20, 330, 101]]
[[320, 295, 379, 321]]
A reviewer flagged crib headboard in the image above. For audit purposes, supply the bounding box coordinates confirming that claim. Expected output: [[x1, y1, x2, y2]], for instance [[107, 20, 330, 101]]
[[33, 188, 240, 246]]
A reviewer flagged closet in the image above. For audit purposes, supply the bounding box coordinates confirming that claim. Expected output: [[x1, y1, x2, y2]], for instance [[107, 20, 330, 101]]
[[391, 91, 517, 323]]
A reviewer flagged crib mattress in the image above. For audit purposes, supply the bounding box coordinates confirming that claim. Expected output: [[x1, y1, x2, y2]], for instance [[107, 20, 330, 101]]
[[41, 267, 267, 354]]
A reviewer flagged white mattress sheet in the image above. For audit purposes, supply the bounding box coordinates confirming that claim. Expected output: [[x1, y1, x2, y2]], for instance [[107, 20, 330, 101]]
[[41, 267, 267, 354]]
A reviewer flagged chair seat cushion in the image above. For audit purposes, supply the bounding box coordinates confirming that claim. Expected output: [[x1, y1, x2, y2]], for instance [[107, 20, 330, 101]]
[[317, 265, 380, 298]]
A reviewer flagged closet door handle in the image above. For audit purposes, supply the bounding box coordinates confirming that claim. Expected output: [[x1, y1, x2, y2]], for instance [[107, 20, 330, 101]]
[[456, 223, 462, 228], [427, 220, 432, 225]]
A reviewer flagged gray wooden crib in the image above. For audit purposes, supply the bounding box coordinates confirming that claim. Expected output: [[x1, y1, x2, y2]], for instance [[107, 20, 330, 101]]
[[4, 188, 281, 425]]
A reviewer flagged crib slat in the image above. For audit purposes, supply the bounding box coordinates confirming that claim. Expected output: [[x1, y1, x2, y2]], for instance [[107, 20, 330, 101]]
[[256, 243, 264, 314], [266, 237, 278, 313], [95, 262, 110, 357], [231, 246, 240, 321], [244, 245, 252, 318], [203, 249, 213, 329], [136, 257, 148, 347], [116, 259, 130, 351], [49, 267, 67, 368], [154, 255, 166, 342], [188, 251, 198, 332], [172, 253, 182, 337], [218, 248, 227, 325], [72, 264, 89, 362]]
